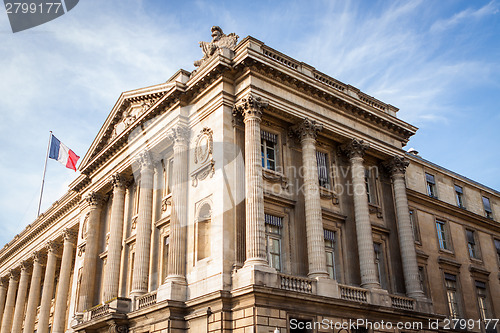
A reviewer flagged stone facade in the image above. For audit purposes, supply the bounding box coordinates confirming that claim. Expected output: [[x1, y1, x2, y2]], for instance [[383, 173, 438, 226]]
[[0, 28, 499, 333]]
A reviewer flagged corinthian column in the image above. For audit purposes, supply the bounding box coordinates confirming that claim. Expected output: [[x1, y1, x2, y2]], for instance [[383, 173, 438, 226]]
[[0, 270, 19, 333], [290, 119, 329, 279], [166, 126, 189, 284], [131, 151, 155, 296], [0, 278, 8, 328], [342, 139, 380, 289], [52, 229, 78, 333], [38, 241, 62, 333], [23, 252, 46, 333], [233, 95, 269, 267], [102, 173, 127, 301], [11, 262, 31, 333], [77, 192, 103, 312], [385, 156, 425, 298]]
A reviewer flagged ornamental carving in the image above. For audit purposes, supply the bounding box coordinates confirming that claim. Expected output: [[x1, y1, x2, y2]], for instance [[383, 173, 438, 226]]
[[161, 196, 172, 212], [194, 26, 239, 67], [168, 125, 190, 145], [289, 118, 323, 141], [81, 212, 90, 239], [135, 150, 153, 170], [191, 127, 215, 187], [111, 172, 126, 189], [108, 322, 128, 333], [20, 260, 32, 274], [109, 98, 160, 142], [341, 138, 369, 159], [9, 269, 20, 281], [33, 251, 47, 265], [46, 240, 62, 255], [233, 95, 269, 119], [63, 228, 78, 244], [383, 156, 409, 176], [85, 191, 103, 207]]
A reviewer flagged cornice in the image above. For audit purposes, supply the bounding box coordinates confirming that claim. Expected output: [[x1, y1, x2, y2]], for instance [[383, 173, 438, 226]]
[[0, 190, 81, 264], [407, 189, 500, 232]]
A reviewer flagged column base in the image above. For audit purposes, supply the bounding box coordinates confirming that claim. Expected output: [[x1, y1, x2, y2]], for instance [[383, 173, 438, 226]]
[[157, 279, 187, 302], [232, 263, 278, 290], [370, 288, 391, 307], [243, 257, 269, 268], [415, 297, 434, 313]]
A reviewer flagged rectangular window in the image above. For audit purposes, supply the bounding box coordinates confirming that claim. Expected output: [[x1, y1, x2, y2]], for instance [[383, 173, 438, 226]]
[[426, 173, 437, 198], [162, 158, 173, 197], [409, 209, 420, 242], [483, 196, 493, 219], [261, 130, 277, 171], [374, 243, 387, 290], [454, 185, 465, 208], [436, 220, 450, 250], [324, 229, 336, 280], [316, 151, 330, 189], [494, 239, 500, 266], [466, 229, 479, 259], [365, 169, 378, 204], [133, 181, 141, 216], [476, 281, 490, 321], [265, 214, 282, 271], [418, 266, 429, 296], [161, 236, 169, 281], [444, 273, 461, 319]]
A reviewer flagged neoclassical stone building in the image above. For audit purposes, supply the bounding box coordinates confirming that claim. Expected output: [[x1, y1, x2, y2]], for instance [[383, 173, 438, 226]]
[[0, 28, 499, 333]]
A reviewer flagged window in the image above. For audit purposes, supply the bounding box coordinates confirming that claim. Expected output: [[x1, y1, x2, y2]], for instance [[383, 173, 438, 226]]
[[261, 130, 277, 171], [454, 185, 465, 208], [444, 273, 461, 319], [476, 281, 490, 320], [409, 209, 420, 242], [324, 229, 336, 280], [374, 243, 388, 290], [418, 266, 429, 296], [316, 151, 330, 189], [196, 203, 211, 261], [494, 239, 500, 266], [482, 196, 493, 219], [466, 229, 480, 259], [365, 168, 378, 204], [436, 220, 450, 250], [162, 158, 173, 197], [161, 236, 169, 281], [133, 181, 141, 216], [426, 173, 437, 198], [265, 214, 282, 271]]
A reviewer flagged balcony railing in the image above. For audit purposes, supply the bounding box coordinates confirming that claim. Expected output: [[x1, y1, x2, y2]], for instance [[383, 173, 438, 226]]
[[339, 284, 368, 303], [137, 291, 157, 310], [89, 303, 110, 320], [279, 273, 314, 294], [391, 295, 415, 310]]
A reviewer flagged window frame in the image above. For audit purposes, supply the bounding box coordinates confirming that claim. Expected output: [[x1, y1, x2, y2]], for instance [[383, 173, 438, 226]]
[[260, 129, 279, 172], [365, 167, 379, 205], [482, 196, 493, 219], [425, 173, 438, 198], [373, 241, 389, 290], [316, 150, 331, 190], [408, 208, 421, 243], [324, 229, 337, 280], [435, 219, 452, 252], [454, 184, 465, 209], [493, 238, 500, 267], [264, 213, 283, 271], [465, 229, 481, 260], [444, 272, 462, 319]]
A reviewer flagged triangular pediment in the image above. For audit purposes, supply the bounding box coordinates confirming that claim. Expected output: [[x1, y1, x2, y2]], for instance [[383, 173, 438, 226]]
[[78, 70, 191, 173]]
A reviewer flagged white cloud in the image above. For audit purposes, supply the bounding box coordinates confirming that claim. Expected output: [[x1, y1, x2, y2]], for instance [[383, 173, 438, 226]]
[[430, 1, 499, 33]]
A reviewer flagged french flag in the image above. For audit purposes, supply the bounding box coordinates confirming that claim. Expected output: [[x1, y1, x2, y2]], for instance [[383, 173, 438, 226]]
[[49, 134, 80, 171]]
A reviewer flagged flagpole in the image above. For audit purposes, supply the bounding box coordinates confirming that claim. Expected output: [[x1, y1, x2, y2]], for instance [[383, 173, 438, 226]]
[[37, 131, 52, 217]]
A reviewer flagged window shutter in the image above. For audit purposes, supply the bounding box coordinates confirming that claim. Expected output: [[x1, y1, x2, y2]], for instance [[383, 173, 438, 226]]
[[475, 280, 486, 289], [482, 197, 492, 212], [261, 130, 277, 143], [454, 185, 463, 194], [324, 229, 335, 241], [264, 214, 283, 227], [444, 273, 456, 281], [316, 151, 329, 185], [426, 173, 435, 184], [466, 230, 475, 244]]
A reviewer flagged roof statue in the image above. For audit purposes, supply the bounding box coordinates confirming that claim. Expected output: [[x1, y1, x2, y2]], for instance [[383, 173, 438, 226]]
[[194, 26, 239, 67]]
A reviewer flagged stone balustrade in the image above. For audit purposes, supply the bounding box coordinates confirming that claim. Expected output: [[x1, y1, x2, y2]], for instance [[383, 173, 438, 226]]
[[339, 284, 368, 303], [278, 273, 315, 294]]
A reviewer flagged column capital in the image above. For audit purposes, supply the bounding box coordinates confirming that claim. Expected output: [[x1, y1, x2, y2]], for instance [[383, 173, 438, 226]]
[[135, 150, 154, 170], [63, 228, 78, 244], [46, 240, 63, 256], [84, 191, 104, 207], [341, 138, 370, 159], [8, 269, 20, 282], [111, 172, 127, 189], [32, 251, 47, 266], [168, 125, 190, 145], [384, 156, 409, 177], [233, 95, 269, 120], [19, 260, 32, 274], [0, 276, 8, 287], [289, 118, 323, 141]]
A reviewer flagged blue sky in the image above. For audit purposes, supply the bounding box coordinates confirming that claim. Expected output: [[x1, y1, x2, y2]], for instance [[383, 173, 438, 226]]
[[0, 0, 499, 247]]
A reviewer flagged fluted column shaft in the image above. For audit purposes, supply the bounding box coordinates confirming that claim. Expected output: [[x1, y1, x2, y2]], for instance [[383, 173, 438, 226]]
[[344, 139, 380, 289], [102, 174, 126, 301], [0, 271, 19, 333], [166, 127, 189, 283], [0, 280, 7, 329], [131, 152, 154, 296], [234, 96, 269, 266], [23, 253, 45, 333], [11, 263, 31, 333], [52, 229, 77, 333], [38, 242, 61, 333], [387, 157, 425, 298], [293, 119, 329, 278], [77, 192, 103, 312]]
